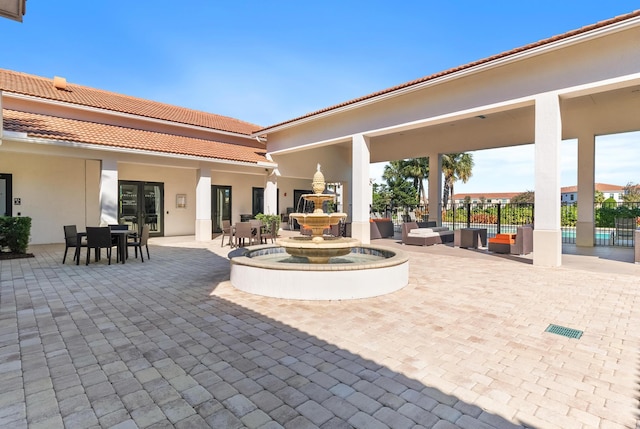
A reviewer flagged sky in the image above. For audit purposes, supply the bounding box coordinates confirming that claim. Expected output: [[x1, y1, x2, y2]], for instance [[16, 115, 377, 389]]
[[2, 1, 639, 194]]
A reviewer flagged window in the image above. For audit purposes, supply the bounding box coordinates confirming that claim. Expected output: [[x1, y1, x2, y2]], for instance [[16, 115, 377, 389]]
[[570, 194, 574, 201]]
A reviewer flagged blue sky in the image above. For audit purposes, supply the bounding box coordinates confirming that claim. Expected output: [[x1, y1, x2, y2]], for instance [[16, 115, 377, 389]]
[[2, 1, 639, 193]]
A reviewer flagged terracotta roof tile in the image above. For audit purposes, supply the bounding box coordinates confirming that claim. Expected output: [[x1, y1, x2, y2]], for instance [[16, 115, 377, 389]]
[[0, 69, 262, 136], [258, 10, 640, 133], [3, 109, 268, 164], [562, 183, 625, 193]]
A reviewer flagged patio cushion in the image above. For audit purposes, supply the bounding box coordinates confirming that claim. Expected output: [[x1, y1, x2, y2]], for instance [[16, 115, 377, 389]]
[[409, 226, 449, 235], [488, 233, 516, 245], [408, 230, 441, 238]]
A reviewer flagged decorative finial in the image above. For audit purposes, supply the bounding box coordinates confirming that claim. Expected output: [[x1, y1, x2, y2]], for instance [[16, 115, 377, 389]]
[[312, 164, 325, 194]]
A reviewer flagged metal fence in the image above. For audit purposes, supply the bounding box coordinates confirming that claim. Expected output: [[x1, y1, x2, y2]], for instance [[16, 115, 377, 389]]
[[376, 201, 638, 247], [561, 202, 639, 247], [442, 202, 533, 238]]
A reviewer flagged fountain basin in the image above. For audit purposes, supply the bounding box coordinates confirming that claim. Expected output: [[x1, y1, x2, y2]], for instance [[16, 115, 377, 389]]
[[229, 244, 409, 300]]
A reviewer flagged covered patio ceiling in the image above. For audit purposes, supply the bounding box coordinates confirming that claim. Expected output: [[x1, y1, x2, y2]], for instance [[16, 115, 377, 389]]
[[362, 80, 640, 164]]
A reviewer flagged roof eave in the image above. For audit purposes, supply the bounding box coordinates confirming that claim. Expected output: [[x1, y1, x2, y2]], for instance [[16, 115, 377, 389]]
[[3, 91, 260, 141], [1, 133, 277, 168]]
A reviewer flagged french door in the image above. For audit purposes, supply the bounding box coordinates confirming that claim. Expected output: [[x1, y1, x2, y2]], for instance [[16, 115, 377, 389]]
[[118, 181, 164, 237], [211, 185, 232, 233]]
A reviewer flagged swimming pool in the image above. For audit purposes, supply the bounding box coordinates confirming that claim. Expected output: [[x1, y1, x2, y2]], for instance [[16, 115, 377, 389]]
[[562, 230, 613, 240]]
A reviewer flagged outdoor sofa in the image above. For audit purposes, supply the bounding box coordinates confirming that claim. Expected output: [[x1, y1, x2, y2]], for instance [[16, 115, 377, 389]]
[[401, 221, 454, 246]]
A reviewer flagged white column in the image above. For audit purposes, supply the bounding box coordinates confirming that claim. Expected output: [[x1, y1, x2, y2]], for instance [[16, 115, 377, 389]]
[[264, 170, 278, 216], [195, 167, 212, 241], [576, 133, 595, 247], [99, 158, 119, 226], [351, 134, 370, 243], [533, 93, 562, 266], [427, 153, 443, 225]]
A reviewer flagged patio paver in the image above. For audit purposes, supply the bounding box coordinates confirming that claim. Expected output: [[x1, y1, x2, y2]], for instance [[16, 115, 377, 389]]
[[0, 235, 638, 428]]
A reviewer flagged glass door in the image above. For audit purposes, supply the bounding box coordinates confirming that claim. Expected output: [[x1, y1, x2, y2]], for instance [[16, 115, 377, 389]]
[[0, 174, 11, 217], [119, 181, 164, 237], [212, 185, 232, 233], [252, 187, 264, 217]]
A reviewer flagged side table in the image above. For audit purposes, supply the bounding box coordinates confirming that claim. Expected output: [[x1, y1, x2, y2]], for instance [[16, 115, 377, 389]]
[[454, 228, 488, 249]]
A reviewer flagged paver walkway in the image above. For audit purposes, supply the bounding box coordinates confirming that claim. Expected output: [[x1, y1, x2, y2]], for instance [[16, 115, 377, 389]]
[[0, 237, 638, 428]]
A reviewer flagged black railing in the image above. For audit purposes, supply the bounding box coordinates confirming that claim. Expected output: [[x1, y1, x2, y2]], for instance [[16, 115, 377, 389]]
[[562, 201, 639, 247], [373, 201, 637, 247], [442, 202, 534, 238]]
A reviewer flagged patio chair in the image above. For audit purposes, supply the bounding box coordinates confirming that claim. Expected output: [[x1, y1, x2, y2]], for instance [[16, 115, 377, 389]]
[[220, 220, 232, 247], [487, 225, 533, 255], [261, 219, 278, 244], [234, 222, 254, 247], [127, 225, 150, 262], [62, 225, 86, 264], [85, 226, 118, 265], [249, 219, 263, 244], [614, 218, 636, 245]]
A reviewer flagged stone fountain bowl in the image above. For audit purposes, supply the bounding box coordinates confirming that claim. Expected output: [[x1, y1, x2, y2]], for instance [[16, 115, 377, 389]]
[[228, 244, 409, 300], [276, 236, 360, 263]]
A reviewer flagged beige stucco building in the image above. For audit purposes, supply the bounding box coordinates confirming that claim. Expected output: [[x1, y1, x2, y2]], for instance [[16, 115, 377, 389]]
[[2, 10, 640, 267]]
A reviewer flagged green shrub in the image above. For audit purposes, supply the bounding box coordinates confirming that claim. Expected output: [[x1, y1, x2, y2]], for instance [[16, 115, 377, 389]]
[[0, 217, 32, 254], [255, 213, 281, 234]]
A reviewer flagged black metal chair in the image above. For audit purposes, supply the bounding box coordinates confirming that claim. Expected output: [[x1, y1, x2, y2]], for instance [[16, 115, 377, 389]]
[[127, 225, 150, 262], [85, 226, 117, 265], [62, 225, 86, 264]]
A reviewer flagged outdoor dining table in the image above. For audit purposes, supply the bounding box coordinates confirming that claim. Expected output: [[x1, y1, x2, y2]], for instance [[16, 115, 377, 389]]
[[76, 229, 132, 265]]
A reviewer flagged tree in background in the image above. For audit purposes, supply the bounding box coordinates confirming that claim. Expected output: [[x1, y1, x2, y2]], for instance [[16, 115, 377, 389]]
[[511, 190, 535, 204], [371, 183, 391, 214], [401, 157, 429, 206], [594, 190, 605, 204], [622, 182, 640, 203], [442, 153, 474, 207], [381, 161, 419, 211]]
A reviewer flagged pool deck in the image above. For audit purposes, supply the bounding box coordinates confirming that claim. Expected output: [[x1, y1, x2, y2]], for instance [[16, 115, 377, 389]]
[[0, 234, 638, 428]]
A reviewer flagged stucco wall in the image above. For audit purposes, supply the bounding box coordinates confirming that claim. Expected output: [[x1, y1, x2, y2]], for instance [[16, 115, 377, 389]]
[[0, 152, 97, 244], [211, 170, 267, 223], [118, 163, 197, 237]]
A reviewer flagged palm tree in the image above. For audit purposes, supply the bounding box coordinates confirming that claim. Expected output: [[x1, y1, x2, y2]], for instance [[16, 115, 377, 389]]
[[382, 161, 419, 212], [382, 160, 406, 186], [401, 157, 429, 207], [442, 153, 474, 207]]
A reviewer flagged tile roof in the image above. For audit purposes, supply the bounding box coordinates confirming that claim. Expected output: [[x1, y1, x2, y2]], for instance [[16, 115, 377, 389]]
[[3, 109, 269, 164], [0, 68, 262, 136], [562, 183, 625, 193], [257, 10, 640, 133]]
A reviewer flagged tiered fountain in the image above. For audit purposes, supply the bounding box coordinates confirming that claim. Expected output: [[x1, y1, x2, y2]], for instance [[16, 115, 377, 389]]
[[278, 164, 360, 263], [229, 165, 409, 300]]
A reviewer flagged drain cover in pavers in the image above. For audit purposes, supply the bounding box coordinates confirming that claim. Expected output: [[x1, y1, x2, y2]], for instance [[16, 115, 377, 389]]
[[545, 324, 583, 339]]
